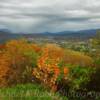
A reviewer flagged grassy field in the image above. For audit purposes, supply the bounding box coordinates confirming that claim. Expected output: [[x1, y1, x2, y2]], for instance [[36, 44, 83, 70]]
[[0, 83, 67, 100]]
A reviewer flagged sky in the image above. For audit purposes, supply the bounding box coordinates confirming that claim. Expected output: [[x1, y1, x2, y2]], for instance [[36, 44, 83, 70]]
[[0, 0, 100, 33]]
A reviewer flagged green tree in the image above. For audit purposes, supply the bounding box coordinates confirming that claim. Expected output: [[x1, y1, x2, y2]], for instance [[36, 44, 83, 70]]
[[90, 30, 100, 67]]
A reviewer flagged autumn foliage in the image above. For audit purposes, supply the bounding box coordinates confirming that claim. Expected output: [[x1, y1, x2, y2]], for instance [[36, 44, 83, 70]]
[[32, 44, 69, 91], [63, 49, 93, 67], [0, 39, 39, 87], [0, 39, 94, 89]]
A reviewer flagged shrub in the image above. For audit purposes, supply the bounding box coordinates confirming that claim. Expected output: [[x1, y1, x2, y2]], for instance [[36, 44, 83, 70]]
[[32, 44, 69, 91], [0, 39, 39, 87], [57, 65, 95, 99], [0, 53, 12, 87], [0, 44, 5, 50], [86, 59, 100, 91]]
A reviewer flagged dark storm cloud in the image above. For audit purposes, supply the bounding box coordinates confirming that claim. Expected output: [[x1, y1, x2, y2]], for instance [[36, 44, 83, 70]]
[[0, 0, 100, 33]]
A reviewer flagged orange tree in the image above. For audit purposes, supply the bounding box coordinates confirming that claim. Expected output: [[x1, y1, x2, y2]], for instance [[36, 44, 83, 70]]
[[32, 44, 69, 91], [0, 39, 40, 87]]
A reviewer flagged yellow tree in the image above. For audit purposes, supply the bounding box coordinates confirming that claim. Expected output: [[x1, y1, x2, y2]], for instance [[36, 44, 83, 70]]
[[0, 39, 39, 87]]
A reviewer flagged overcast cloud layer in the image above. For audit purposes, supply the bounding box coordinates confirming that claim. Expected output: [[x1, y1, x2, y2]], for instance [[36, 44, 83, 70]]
[[0, 0, 100, 33]]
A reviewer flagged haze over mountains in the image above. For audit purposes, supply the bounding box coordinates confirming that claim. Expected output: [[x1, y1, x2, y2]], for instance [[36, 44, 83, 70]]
[[0, 28, 98, 43]]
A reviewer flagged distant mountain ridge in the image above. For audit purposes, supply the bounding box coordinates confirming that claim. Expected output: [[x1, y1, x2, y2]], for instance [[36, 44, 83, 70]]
[[0, 29, 12, 34], [0, 29, 21, 43], [43, 29, 97, 35], [0, 28, 99, 43]]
